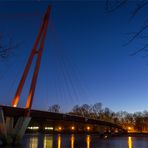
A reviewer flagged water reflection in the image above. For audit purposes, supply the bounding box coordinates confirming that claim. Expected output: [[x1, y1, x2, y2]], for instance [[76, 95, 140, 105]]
[[86, 135, 91, 148], [44, 135, 53, 148], [19, 133, 148, 148], [71, 134, 75, 148], [128, 136, 133, 148], [58, 134, 61, 148], [28, 135, 38, 148]]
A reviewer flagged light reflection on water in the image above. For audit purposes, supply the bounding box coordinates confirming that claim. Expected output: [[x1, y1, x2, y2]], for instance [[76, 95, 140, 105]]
[[44, 135, 53, 148], [71, 134, 75, 148], [57, 134, 61, 148], [17, 134, 148, 148], [86, 135, 91, 148], [128, 137, 132, 148], [28, 135, 38, 148], [27, 134, 91, 148]]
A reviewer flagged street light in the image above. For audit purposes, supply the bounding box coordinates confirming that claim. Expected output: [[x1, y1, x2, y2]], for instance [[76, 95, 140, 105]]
[[86, 126, 90, 131], [71, 126, 75, 130]]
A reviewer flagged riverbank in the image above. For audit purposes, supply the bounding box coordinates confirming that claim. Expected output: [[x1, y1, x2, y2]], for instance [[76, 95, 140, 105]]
[[110, 132, 148, 137], [125, 133, 148, 137]]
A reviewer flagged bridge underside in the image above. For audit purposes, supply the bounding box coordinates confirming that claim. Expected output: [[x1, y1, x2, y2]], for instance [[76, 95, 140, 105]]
[[0, 105, 125, 130], [1, 105, 121, 127]]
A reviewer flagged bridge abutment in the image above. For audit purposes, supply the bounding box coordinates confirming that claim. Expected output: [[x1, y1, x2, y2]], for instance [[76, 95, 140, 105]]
[[0, 108, 31, 145]]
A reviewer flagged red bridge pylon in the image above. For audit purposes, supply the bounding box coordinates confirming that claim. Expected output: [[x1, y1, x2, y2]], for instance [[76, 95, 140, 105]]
[[11, 6, 51, 109]]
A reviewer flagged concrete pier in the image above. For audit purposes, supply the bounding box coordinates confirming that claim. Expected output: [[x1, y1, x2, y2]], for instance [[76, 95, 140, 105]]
[[0, 108, 31, 145]]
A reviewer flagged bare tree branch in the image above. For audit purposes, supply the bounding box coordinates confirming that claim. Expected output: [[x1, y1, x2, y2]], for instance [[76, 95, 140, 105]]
[[106, 0, 128, 12], [129, 44, 148, 56], [106, 0, 148, 56], [0, 34, 19, 59], [130, 0, 148, 20], [124, 24, 148, 46]]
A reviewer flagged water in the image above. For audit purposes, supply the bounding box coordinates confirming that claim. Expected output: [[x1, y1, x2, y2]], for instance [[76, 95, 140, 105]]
[[2, 134, 148, 148]]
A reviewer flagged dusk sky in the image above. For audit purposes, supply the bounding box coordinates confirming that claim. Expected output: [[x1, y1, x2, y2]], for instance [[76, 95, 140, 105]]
[[0, 1, 148, 113]]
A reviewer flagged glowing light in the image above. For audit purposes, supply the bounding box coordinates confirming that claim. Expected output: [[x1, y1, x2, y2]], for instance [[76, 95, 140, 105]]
[[128, 137, 132, 148], [104, 135, 108, 139], [86, 135, 91, 148], [115, 129, 118, 133], [58, 134, 61, 148], [12, 96, 19, 107], [44, 127, 53, 130], [71, 134, 75, 148], [58, 126, 62, 131], [26, 93, 32, 108], [13, 104, 17, 107], [87, 126, 90, 131], [28, 126, 39, 130], [71, 126, 75, 130], [127, 126, 134, 133]]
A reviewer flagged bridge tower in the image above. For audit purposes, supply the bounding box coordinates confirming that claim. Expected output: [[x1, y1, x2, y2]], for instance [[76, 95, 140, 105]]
[[0, 6, 51, 145]]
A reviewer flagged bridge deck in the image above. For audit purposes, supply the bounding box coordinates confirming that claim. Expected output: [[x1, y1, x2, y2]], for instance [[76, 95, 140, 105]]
[[0, 105, 124, 130]]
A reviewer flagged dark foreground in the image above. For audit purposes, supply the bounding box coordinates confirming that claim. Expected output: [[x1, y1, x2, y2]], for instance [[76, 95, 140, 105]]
[[1, 133, 148, 148]]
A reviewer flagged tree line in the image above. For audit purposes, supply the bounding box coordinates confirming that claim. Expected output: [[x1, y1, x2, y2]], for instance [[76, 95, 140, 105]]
[[48, 103, 148, 132]]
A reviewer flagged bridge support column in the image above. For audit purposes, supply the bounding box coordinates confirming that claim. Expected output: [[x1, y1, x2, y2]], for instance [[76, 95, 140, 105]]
[[0, 108, 8, 145], [0, 108, 31, 145]]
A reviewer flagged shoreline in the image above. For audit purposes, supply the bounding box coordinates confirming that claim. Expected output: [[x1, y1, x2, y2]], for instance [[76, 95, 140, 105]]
[[124, 133, 148, 137]]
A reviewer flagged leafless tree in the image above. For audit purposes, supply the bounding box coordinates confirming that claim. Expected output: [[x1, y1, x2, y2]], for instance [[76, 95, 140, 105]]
[[0, 33, 18, 59], [71, 105, 83, 116], [48, 104, 60, 113], [106, 0, 148, 56]]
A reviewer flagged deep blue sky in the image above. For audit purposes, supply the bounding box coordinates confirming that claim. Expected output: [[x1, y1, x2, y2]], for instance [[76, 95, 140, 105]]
[[0, 1, 148, 113]]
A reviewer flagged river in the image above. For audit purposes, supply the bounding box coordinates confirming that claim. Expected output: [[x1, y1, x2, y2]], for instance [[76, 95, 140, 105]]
[[2, 134, 148, 148]]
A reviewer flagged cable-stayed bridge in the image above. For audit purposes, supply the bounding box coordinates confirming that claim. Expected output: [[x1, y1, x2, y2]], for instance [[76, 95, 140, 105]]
[[0, 5, 126, 145]]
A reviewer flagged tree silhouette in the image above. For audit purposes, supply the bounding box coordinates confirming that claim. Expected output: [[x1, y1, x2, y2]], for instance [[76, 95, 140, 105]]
[[106, 0, 148, 56], [48, 104, 61, 113], [0, 33, 18, 59]]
